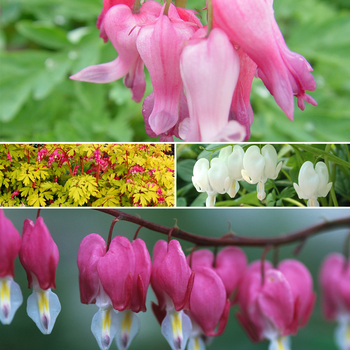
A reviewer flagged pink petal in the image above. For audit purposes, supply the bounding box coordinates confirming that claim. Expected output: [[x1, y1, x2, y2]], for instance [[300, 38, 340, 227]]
[[278, 259, 315, 327], [188, 266, 227, 335], [0, 209, 22, 278], [137, 5, 197, 135], [131, 238, 151, 312], [19, 217, 59, 290], [230, 49, 257, 140], [213, 0, 295, 119], [187, 249, 214, 270], [214, 247, 247, 301], [257, 269, 295, 334], [152, 240, 193, 311], [77, 233, 107, 305], [97, 236, 135, 311]]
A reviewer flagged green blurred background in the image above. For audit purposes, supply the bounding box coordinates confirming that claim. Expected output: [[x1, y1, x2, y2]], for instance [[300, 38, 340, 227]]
[[1, 208, 349, 350], [0, 0, 349, 142]]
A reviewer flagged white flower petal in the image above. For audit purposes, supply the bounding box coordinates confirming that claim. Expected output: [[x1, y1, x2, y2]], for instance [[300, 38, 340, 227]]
[[27, 288, 61, 334], [91, 306, 119, 350], [115, 310, 139, 350], [161, 309, 192, 350], [0, 277, 23, 325]]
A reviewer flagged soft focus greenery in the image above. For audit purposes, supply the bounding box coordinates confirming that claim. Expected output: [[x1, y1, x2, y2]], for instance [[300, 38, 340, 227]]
[[0, 0, 349, 141], [177, 143, 350, 207], [1, 208, 349, 350]]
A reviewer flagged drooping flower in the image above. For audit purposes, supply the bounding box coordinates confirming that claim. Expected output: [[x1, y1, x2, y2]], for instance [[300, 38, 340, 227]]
[[185, 247, 246, 349], [219, 145, 245, 198], [212, 0, 317, 120], [237, 259, 315, 350], [70, 1, 162, 102], [0, 210, 23, 325], [192, 158, 217, 207], [137, 4, 200, 138], [77, 234, 151, 350], [179, 27, 246, 142], [151, 239, 195, 350], [319, 253, 350, 350], [293, 161, 332, 207], [19, 217, 60, 334], [241, 145, 282, 200]]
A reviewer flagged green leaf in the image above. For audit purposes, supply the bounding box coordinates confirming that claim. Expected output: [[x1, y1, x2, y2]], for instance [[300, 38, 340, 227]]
[[177, 159, 196, 182], [16, 20, 70, 49]]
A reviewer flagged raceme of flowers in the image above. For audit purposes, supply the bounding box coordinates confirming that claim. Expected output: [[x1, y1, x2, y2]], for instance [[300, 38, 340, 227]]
[[192, 145, 333, 207], [0, 210, 61, 334], [192, 145, 282, 206], [70, 0, 317, 142], [0, 144, 174, 207], [2, 210, 350, 350]]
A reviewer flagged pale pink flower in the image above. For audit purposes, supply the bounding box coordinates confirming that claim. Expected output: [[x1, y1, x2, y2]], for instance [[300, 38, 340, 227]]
[[137, 4, 199, 137], [70, 2, 162, 102], [179, 27, 246, 142]]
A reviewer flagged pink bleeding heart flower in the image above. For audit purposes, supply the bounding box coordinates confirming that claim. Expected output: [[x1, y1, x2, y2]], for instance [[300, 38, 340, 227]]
[[320, 253, 350, 350], [188, 247, 247, 303], [237, 259, 315, 350], [179, 27, 246, 142], [186, 266, 229, 350], [70, 1, 162, 103], [19, 217, 60, 334], [137, 4, 201, 138], [151, 239, 195, 350], [77, 234, 151, 350], [0, 210, 23, 325], [185, 247, 248, 348], [213, 0, 316, 120]]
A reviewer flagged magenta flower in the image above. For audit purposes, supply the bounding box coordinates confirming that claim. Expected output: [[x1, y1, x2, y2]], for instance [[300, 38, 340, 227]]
[[320, 253, 350, 350], [77, 234, 151, 350], [151, 239, 195, 350], [189, 247, 247, 303], [179, 27, 246, 142], [237, 259, 315, 350], [213, 0, 317, 120], [137, 4, 200, 138], [0, 210, 23, 325], [19, 217, 60, 334], [70, 1, 162, 103]]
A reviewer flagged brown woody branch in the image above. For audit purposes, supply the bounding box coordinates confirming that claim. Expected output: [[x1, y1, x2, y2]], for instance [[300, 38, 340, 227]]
[[97, 209, 350, 248]]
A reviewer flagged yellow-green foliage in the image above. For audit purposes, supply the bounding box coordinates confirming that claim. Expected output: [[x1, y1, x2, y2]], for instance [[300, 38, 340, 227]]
[[0, 144, 174, 207]]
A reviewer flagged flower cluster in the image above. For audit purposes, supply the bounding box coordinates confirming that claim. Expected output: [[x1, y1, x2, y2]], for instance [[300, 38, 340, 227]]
[[76, 234, 326, 350], [70, 0, 316, 141], [0, 210, 60, 334], [192, 145, 282, 206], [130, 166, 145, 175]]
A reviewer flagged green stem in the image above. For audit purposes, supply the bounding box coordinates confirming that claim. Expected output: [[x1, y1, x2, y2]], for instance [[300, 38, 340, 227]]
[[207, 0, 213, 36], [282, 197, 305, 207], [164, 0, 172, 16]]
